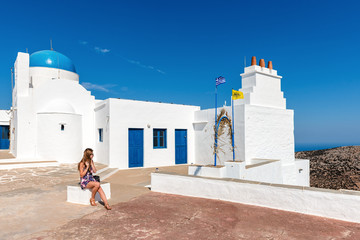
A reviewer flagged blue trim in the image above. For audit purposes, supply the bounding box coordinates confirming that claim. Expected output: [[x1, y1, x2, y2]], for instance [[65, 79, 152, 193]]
[[30, 50, 76, 73], [214, 115, 230, 166], [175, 129, 187, 164], [153, 129, 167, 149], [214, 86, 218, 166], [0, 125, 10, 149], [129, 128, 144, 168], [98, 128, 103, 142]]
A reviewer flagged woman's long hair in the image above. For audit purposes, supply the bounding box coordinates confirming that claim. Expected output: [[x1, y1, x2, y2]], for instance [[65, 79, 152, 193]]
[[78, 148, 93, 170]]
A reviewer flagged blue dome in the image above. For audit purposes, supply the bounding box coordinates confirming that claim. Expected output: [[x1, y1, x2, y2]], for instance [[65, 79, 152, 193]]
[[30, 50, 76, 73]]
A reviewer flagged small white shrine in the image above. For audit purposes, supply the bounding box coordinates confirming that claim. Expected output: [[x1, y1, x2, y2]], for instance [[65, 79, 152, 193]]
[[192, 57, 308, 186]]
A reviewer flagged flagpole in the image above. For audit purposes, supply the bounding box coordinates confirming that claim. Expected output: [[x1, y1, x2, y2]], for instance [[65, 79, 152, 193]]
[[214, 85, 218, 166], [231, 92, 235, 161]]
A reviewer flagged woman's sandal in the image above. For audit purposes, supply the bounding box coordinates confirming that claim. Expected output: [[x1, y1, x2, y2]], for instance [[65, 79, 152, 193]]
[[90, 198, 97, 206], [104, 204, 112, 210]]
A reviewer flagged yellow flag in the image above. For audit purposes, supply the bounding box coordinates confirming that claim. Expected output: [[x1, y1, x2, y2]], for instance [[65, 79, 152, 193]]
[[232, 89, 244, 100]]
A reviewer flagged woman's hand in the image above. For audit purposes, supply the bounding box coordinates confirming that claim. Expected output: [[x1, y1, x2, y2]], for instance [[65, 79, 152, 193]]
[[85, 161, 90, 167]]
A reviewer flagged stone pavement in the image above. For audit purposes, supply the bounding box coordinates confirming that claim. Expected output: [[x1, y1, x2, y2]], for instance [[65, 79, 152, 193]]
[[0, 163, 187, 240], [1, 163, 360, 240], [0, 163, 103, 240], [28, 192, 360, 240]]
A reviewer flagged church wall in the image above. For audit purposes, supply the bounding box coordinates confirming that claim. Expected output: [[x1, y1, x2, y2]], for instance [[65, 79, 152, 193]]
[[107, 98, 199, 169], [9, 109, 17, 155], [29, 67, 79, 88], [33, 78, 96, 160], [193, 108, 216, 166], [15, 96, 37, 158], [94, 100, 110, 165], [12, 52, 37, 158], [14, 53, 30, 97], [37, 113, 82, 162]]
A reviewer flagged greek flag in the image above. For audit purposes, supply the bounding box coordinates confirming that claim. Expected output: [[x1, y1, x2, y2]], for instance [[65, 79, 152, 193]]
[[216, 76, 226, 86]]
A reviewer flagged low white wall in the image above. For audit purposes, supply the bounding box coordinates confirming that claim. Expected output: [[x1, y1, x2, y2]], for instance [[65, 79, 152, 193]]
[[189, 160, 283, 185], [67, 182, 111, 205], [244, 160, 282, 184], [151, 172, 360, 223], [295, 159, 310, 187], [188, 165, 226, 178]]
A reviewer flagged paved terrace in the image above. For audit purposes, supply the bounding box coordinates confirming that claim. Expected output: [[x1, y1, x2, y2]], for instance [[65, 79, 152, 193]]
[[0, 164, 359, 240]]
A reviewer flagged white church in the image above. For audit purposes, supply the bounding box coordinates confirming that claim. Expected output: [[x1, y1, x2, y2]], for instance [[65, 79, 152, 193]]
[[4, 50, 309, 186]]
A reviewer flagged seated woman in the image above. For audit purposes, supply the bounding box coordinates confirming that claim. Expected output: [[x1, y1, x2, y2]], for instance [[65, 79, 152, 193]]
[[78, 148, 111, 210]]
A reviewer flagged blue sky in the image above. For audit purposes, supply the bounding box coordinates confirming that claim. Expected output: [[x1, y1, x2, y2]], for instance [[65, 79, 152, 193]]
[[0, 0, 359, 148]]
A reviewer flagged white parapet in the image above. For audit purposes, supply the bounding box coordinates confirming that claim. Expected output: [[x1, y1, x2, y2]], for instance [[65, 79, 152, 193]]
[[188, 165, 226, 178], [295, 159, 310, 187], [151, 172, 360, 223], [189, 160, 285, 185], [67, 182, 111, 205]]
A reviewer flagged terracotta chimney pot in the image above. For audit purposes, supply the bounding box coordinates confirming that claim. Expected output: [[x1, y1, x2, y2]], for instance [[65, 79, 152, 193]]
[[259, 59, 265, 67], [268, 61, 273, 69], [251, 56, 257, 66]]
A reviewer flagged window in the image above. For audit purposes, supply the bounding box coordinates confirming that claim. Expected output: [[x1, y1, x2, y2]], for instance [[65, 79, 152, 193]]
[[98, 128, 103, 142], [1, 126, 9, 139], [153, 129, 167, 148], [60, 124, 65, 131]]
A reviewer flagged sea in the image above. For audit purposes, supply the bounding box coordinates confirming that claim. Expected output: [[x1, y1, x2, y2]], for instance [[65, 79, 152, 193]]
[[295, 143, 360, 152]]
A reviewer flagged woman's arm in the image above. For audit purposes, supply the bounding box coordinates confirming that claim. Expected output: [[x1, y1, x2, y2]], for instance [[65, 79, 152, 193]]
[[79, 162, 89, 178], [91, 160, 97, 173]]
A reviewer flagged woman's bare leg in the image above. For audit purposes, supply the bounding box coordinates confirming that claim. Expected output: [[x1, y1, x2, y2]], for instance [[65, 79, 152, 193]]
[[97, 187, 108, 205], [86, 181, 100, 199]]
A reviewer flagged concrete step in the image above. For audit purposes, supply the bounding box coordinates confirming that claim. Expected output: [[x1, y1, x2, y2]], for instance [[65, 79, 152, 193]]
[[67, 182, 111, 205], [97, 168, 119, 180], [0, 160, 60, 170], [0, 158, 56, 163]]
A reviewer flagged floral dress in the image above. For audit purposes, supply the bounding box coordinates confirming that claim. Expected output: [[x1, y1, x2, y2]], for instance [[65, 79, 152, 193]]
[[80, 165, 96, 189]]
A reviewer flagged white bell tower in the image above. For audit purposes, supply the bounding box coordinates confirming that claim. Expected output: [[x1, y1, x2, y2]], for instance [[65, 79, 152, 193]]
[[236, 56, 286, 109]]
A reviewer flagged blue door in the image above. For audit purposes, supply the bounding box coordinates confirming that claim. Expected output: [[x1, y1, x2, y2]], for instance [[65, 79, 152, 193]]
[[128, 128, 144, 168], [175, 129, 187, 164], [0, 125, 10, 150]]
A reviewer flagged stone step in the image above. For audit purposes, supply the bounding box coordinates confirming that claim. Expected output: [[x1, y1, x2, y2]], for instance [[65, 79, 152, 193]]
[[0, 160, 59, 170], [67, 182, 111, 205], [98, 168, 119, 180]]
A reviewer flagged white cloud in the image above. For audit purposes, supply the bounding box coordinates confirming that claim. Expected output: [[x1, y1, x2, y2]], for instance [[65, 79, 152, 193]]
[[78, 40, 164, 74], [81, 82, 116, 92], [157, 69, 165, 74], [125, 58, 165, 74], [94, 46, 110, 54]]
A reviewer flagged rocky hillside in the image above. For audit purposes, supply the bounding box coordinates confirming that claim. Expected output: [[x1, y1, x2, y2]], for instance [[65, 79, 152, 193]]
[[295, 146, 360, 191]]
